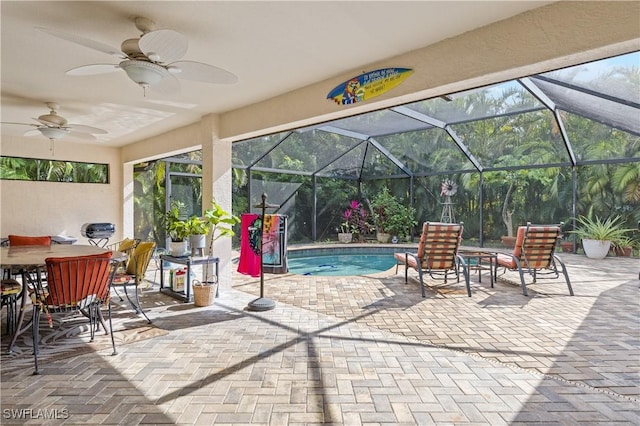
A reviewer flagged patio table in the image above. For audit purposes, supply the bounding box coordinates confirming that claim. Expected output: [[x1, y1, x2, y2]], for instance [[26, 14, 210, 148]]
[[458, 249, 497, 287], [0, 245, 125, 353]]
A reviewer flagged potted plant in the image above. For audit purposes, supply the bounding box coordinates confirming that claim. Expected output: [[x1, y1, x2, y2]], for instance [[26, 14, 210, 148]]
[[338, 200, 371, 243], [611, 236, 635, 257], [369, 187, 394, 243], [369, 187, 417, 243], [193, 199, 240, 306], [337, 222, 353, 243], [559, 237, 574, 253], [165, 201, 189, 256], [201, 199, 240, 253], [570, 215, 633, 259], [184, 215, 210, 256]]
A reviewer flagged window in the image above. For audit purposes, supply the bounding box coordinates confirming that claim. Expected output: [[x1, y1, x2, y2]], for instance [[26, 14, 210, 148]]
[[0, 156, 109, 183]]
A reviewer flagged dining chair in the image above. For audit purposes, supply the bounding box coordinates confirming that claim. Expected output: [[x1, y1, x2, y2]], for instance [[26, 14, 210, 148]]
[[5, 235, 53, 315], [106, 238, 140, 256], [31, 251, 116, 374], [1, 278, 21, 335], [106, 238, 140, 299], [111, 241, 156, 323], [151, 247, 167, 285], [8, 235, 52, 246]]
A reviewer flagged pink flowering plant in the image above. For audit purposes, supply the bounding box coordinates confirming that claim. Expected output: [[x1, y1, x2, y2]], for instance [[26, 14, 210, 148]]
[[339, 200, 372, 237]]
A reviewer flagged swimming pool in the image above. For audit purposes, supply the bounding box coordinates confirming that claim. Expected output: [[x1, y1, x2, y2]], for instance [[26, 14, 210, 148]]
[[287, 247, 400, 276]]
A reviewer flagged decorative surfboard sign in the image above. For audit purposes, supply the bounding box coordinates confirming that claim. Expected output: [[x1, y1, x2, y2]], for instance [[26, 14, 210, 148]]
[[327, 68, 414, 105]]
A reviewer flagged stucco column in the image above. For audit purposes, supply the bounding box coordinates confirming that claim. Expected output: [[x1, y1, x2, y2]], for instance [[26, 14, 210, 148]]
[[200, 114, 233, 287], [122, 162, 134, 240]]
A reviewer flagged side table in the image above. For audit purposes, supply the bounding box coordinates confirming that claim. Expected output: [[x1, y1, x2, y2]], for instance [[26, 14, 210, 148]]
[[458, 250, 497, 287], [159, 254, 220, 302]]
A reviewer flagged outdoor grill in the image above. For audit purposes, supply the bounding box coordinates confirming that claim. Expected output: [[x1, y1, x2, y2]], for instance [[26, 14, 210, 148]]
[[81, 223, 115, 239]]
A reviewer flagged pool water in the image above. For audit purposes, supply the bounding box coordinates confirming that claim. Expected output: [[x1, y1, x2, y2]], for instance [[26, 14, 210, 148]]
[[288, 253, 397, 276]]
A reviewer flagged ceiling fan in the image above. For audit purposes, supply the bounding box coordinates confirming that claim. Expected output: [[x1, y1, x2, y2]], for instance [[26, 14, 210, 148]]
[[37, 17, 238, 95], [2, 102, 107, 141]]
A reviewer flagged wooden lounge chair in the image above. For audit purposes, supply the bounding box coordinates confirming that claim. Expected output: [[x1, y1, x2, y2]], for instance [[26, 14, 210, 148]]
[[394, 221, 470, 297], [495, 223, 573, 296]]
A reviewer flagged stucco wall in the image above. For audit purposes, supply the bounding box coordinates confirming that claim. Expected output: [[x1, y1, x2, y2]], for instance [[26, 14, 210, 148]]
[[220, 1, 640, 141], [0, 135, 121, 243], [120, 121, 204, 165]]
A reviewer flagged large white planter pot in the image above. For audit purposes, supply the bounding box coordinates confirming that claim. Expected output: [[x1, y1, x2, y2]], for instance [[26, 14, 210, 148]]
[[376, 232, 391, 243], [582, 238, 611, 259]]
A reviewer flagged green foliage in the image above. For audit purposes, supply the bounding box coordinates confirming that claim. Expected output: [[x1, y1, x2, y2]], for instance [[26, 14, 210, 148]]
[[369, 187, 417, 238], [611, 235, 638, 250], [184, 216, 210, 236], [165, 201, 189, 242], [313, 176, 360, 241], [570, 215, 633, 242], [164, 198, 239, 249], [203, 199, 240, 244], [1, 156, 108, 183], [613, 162, 640, 203]]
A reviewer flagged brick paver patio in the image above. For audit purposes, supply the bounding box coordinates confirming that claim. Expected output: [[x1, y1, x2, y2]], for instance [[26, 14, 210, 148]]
[[1, 248, 638, 425]]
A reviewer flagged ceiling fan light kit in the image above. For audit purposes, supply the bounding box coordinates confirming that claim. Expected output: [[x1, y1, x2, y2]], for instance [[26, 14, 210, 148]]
[[38, 126, 69, 140], [119, 59, 168, 88]]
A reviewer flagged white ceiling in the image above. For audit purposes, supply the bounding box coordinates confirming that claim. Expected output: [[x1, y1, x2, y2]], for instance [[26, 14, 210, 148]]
[[1, 1, 552, 148]]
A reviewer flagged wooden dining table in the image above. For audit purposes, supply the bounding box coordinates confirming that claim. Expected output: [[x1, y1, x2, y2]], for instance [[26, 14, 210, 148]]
[[0, 244, 125, 353]]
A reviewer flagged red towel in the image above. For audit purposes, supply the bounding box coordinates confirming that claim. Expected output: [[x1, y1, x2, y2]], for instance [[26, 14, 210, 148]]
[[237, 213, 261, 277]]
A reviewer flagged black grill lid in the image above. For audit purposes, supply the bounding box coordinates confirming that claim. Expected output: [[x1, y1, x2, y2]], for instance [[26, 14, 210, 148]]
[[81, 223, 115, 238]]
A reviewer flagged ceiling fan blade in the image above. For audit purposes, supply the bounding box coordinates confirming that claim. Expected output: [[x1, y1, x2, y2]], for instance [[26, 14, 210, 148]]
[[139, 29, 188, 64], [171, 61, 238, 84], [67, 64, 121, 76], [68, 124, 108, 135], [36, 27, 125, 58], [68, 131, 97, 140], [1, 122, 38, 128]]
